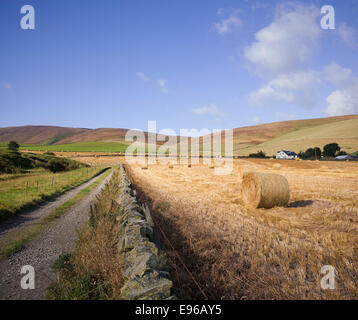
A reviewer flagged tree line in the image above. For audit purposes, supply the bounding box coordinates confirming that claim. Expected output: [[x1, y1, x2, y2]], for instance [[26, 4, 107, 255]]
[[298, 143, 347, 160], [248, 143, 349, 159]]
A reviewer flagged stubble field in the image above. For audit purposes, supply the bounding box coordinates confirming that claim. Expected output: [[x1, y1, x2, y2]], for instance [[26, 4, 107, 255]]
[[74, 155, 358, 300]]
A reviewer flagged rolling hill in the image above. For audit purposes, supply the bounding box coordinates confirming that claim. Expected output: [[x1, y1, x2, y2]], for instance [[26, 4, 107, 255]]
[[228, 115, 358, 156], [0, 126, 173, 148], [1, 115, 357, 155], [0, 126, 88, 145], [205, 114, 358, 155], [236, 117, 358, 155]]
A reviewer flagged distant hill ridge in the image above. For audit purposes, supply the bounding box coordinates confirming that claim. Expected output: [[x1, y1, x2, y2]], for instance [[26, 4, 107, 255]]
[[0, 126, 88, 145], [1, 115, 358, 155]]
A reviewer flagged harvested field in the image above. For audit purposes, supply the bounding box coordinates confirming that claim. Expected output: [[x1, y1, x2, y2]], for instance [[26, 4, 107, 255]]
[[72, 156, 125, 166], [125, 158, 358, 300]]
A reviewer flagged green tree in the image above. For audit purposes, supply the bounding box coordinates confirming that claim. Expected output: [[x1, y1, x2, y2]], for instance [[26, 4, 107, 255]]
[[298, 147, 322, 159], [336, 150, 347, 156], [298, 151, 305, 159], [323, 143, 340, 157], [46, 158, 67, 173], [249, 150, 266, 158], [7, 141, 20, 152], [312, 147, 322, 159], [304, 148, 315, 159]]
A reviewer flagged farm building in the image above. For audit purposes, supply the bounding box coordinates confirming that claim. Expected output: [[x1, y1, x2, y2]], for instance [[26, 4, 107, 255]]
[[335, 154, 357, 160], [276, 150, 298, 160]]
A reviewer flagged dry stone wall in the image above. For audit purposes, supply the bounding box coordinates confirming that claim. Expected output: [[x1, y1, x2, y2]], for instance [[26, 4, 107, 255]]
[[117, 165, 174, 300]]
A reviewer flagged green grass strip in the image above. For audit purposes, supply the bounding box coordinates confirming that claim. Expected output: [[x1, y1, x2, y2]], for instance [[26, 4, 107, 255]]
[[0, 166, 107, 223], [19, 142, 129, 153], [0, 167, 114, 261]]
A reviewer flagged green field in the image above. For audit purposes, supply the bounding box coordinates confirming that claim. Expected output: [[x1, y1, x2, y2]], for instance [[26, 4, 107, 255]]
[[20, 141, 129, 153], [0, 143, 37, 149], [19, 141, 173, 154], [0, 166, 107, 221]]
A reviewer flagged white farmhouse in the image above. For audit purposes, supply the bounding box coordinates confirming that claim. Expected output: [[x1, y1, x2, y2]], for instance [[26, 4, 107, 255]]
[[276, 150, 298, 160]]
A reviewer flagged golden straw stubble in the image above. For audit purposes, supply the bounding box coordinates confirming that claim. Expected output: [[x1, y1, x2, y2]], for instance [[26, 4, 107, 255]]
[[242, 172, 290, 209], [238, 166, 243, 179]]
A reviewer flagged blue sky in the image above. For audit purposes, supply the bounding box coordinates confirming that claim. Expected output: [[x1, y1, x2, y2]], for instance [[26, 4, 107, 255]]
[[1, 0, 357, 133]]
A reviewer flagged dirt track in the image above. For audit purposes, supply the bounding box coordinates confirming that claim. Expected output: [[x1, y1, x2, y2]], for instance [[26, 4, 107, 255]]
[[0, 169, 109, 240], [0, 170, 113, 300]]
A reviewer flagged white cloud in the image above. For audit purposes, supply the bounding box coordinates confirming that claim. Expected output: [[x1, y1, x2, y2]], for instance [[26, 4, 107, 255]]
[[324, 63, 352, 87], [324, 63, 358, 116], [213, 9, 242, 35], [3, 82, 12, 89], [242, 3, 357, 117], [337, 23, 358, 48], [325, 83, 358, 116], [243, 4, 325, 110], [137, 72, 169, 93], [249, 71, 318, 107], [252, 116, 261, 123], [137, 72, 150, 82], [216, 8, 224, 15], [244, 4, 321, 75], [192, 104, 225, 117], [250, 84, 293, 104], [157, 79, 168, 93]]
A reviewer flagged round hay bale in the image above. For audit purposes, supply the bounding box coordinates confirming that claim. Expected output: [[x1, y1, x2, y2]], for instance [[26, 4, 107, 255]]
[[168, 164, 173, 169], [209, 165, 215, 169], [242, 172, 290, 209], [273, 163, 281, 169], [188, 164, 192, 168], [141, 165, 148, 170]]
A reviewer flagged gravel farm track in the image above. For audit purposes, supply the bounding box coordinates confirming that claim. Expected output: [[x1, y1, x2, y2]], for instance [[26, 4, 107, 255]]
[[0, 169, 113, 300]]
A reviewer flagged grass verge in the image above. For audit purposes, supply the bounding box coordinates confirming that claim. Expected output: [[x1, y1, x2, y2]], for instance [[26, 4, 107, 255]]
[[46, 169, 123, 300], [0, 167, 113, 260], [0, 166, 107, 223]]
